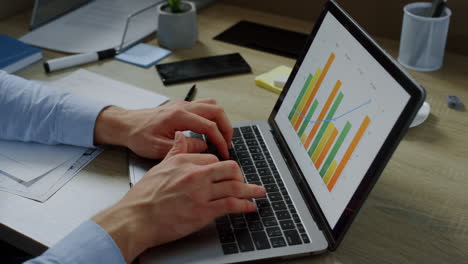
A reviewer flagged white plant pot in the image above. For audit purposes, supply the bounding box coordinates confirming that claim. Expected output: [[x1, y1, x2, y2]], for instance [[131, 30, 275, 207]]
[[157, 1, 198, 49]]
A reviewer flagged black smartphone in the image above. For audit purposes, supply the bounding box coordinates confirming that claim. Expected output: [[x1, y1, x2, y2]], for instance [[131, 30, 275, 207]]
[[155, 53, 251, 85]]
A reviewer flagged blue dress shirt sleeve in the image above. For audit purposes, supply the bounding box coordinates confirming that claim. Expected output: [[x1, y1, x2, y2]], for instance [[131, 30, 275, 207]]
[[25, 220, 126, 264], [0, 70, 109, 147]]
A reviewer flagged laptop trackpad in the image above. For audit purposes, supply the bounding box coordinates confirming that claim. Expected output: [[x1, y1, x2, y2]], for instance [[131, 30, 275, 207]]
[[140, 222, 224, 264]]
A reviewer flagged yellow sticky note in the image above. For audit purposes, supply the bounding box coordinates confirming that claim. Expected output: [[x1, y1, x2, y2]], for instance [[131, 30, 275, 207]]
[[255, 65, 292, 94]]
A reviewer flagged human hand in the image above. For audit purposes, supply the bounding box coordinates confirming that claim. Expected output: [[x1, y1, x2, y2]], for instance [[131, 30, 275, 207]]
[[94, 99, 232, 159], [92, 132, 266, 263]]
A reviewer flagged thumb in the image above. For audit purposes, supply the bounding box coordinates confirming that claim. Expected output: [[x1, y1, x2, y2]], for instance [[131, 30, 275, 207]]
[[165, 131, 188, 160], [185, 137, 208, 154]]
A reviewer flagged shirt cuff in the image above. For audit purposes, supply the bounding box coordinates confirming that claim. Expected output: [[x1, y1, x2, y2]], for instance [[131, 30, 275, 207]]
[[56, 93, 110, 148], [28, 220, 126, 264]]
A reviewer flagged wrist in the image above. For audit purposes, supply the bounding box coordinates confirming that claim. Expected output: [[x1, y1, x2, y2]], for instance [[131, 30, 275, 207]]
[[92, 203, 149, 263], [94, 106, 131, 147]]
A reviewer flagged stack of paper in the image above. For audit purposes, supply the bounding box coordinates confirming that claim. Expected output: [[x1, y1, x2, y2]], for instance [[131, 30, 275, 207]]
[[0, 69, 169, 202]]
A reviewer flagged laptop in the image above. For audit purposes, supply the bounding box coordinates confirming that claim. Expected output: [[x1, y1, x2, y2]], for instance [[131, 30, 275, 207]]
[[129, 1, 426, 263]]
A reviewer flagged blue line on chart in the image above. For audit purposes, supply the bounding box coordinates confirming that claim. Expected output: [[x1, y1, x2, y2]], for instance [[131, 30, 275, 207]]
[[296, 99, 372, 124]]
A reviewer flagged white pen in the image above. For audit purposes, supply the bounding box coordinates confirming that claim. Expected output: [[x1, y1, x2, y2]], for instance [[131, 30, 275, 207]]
[[43, 48, 117, 73]]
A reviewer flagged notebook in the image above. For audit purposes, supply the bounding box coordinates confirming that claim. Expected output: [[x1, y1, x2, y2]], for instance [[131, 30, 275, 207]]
[[130, 1, 425, 263], [0, 34, 42, 74]]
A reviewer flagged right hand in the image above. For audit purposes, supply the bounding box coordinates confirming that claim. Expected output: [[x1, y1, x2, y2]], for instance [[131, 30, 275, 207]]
[[92, 131, 266, 263]]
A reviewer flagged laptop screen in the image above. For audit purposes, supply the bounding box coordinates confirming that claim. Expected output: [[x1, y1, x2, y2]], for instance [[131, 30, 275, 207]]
[[31, 0, 92, 29], [274, 10, 411, 230]]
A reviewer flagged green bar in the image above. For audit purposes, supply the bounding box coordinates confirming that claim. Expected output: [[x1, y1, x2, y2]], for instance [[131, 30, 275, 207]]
[[307, 92, 344, 156], [288, 74, 313, 120], [319, 121, 352, 177], [298, 100, 319, 137]]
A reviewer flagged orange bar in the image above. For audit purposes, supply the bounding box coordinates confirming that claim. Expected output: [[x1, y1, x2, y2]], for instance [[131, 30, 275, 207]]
[[327, 116, 371, 191], [315, 127, 338, 169], [304, 80, 342, 149], [293, 53, 335, 130]]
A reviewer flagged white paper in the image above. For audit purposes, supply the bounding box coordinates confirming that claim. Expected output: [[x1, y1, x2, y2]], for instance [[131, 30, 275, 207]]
[[0, 140, 87, 182], [0, 148, 102, 202], [50, 69, 169, 110], [20, 0, 161, 53]]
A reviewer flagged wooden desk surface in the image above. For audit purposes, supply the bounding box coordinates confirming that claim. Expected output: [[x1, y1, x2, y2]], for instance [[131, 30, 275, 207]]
[[1, 3, 467, 263]]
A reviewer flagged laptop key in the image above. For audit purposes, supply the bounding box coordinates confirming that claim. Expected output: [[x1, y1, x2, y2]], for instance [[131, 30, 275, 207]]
[[243, 133, 255, 140], [255, 199, 270, 208], [248, 221, 264, 231], [236, 151, 250, 160], [301, 234, 311, 244], [297, 223, 305, 233], [262, 217, 278, 227], [233, 137, 244, 145], [255, 160, 268, 168], [234, 229, 255, 252], [284, 230, 302, 245], [272, 201, 287, 211], [240, 158, 253, 167], [219, 232, 235, 243], [217, 223, 232, 234], [245, 173, 260, 183], [242, 166, 255, 174], [251, 231, 271, 250], [233, 128, 241, 138], [245, 212, 260, 221], [266, 227, 282, 237], [268, 192, 283, 201], [249, 146, 262, 154], [276, 210, 291, 220], [240, 126, 253, 133], [292, 214, 301, 224], [235, 144, 247, 151], [232, 218, 247, 229], [251, 153, 264, 160], [258, 167, 271, 176], [270, 237, 287, 248], [246, 139, 258, 146], [284, 195, 292, 204], [259, 207, 274, 217], [264, 184, 279, 193], [280, 220, 295, 230], [261, 176, 276, 185], [222, 243, 239, 255]]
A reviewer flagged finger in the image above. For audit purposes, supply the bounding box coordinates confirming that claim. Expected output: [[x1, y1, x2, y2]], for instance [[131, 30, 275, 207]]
[[172, 111, 229, 160], [164, 131, 188, 160], [209, 198, 257, 218], [202, 160, 244, 183], [193, 98, 217, 104], [184, 137, 208, 153], [186, 102, 233, 150], [210, 181, 266, 200]]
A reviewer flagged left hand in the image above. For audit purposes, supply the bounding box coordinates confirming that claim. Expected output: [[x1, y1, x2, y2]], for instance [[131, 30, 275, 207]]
[[94, 99, 233, 159]]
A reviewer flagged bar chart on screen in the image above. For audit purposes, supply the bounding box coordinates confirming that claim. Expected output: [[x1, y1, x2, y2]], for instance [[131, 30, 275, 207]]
[[287, 52, 372, 192]]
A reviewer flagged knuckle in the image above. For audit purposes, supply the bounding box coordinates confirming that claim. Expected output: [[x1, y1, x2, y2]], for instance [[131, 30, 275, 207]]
[[207, 121, 218, 131], [230, 182, 243, 197], [205, 154, 219, 163], [206, 98, 217, 104]]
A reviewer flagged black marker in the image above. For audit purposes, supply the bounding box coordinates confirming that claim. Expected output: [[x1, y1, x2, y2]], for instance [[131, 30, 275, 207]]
[[431, 0, 447, 17], [43, 48, 117, 73], [184, 84, 197, 101]]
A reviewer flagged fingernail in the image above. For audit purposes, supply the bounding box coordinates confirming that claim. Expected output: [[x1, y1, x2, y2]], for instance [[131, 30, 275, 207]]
[[175, 131, 182, 142]]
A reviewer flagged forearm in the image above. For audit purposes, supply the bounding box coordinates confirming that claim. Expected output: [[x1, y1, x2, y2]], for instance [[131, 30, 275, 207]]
[[25, 221, 126, 264], [94, 106, 132, 147], [0, 71, 108, 147]]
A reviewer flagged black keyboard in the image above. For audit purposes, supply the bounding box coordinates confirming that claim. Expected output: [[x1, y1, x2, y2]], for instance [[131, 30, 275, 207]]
[[216, 125, 310, 255]]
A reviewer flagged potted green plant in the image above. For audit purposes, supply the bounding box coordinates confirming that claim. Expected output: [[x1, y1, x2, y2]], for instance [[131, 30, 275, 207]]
[[157, 0, 198, 49]]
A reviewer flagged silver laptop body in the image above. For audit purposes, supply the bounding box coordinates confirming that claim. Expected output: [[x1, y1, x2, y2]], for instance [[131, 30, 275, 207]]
[[129, 1, 425, 263]]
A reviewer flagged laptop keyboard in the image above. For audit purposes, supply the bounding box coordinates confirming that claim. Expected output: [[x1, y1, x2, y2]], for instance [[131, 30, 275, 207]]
[[215, 125, 310, 255]]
